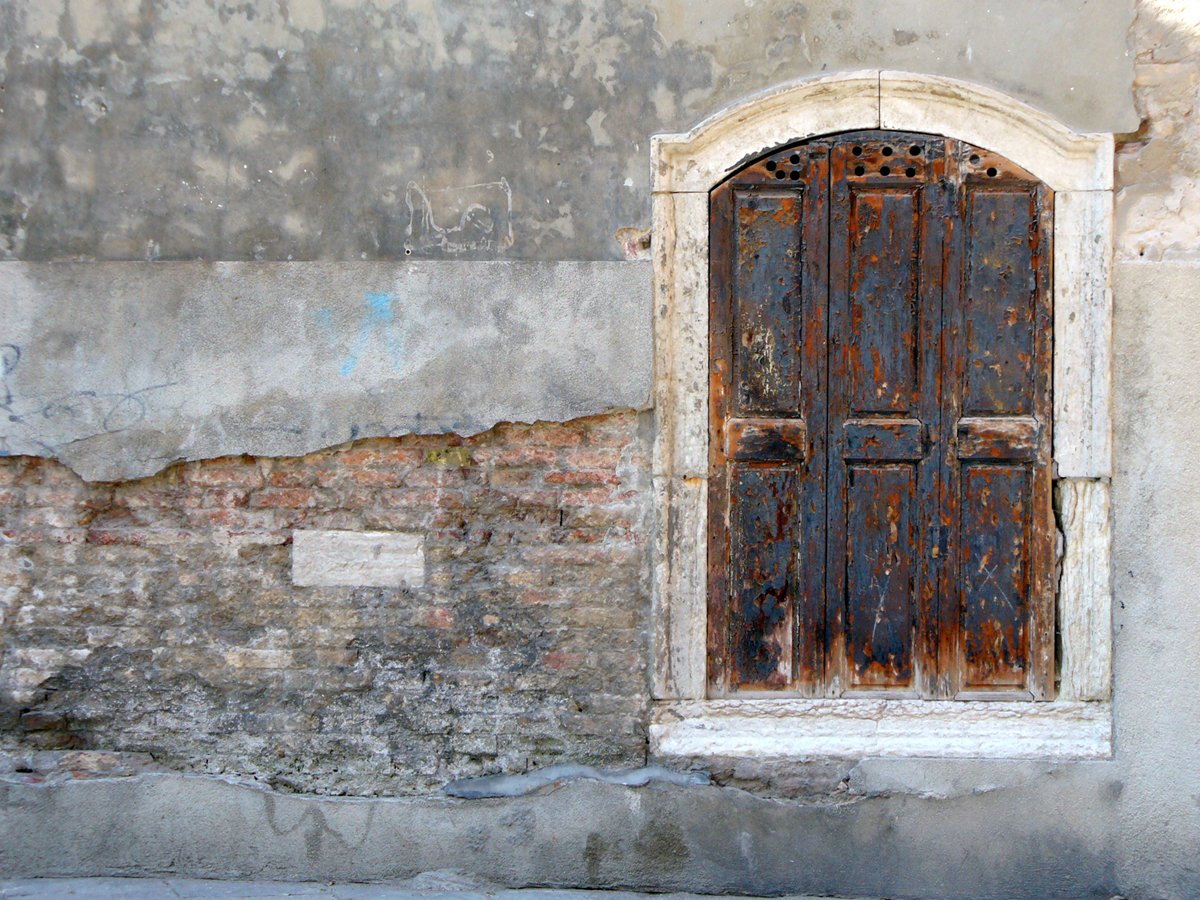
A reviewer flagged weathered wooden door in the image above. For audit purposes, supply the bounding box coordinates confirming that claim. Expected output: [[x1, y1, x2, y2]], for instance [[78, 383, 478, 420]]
[[708, 131, 1054, 700]]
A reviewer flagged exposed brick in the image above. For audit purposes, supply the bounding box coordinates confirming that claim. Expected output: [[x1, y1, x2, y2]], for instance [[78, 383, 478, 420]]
[[0, 412, 649, 796]]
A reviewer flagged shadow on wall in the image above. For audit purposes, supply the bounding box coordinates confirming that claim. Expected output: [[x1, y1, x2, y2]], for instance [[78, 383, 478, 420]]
[[1116, 0, 1200, 261]]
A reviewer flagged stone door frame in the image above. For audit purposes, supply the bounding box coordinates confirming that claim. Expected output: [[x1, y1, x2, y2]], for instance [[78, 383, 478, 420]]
[[649, 71, 1114, 759]]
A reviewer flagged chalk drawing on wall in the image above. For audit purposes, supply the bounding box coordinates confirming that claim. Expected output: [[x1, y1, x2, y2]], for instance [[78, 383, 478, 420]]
[[404, 178, 514, 254]]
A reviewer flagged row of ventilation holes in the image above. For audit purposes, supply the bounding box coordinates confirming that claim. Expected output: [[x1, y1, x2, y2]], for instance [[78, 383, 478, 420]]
[[766, 146, 1000, 179]]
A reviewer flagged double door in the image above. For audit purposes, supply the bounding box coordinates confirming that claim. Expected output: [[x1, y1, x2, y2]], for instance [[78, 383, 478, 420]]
[[708, 131, 1055, 700]]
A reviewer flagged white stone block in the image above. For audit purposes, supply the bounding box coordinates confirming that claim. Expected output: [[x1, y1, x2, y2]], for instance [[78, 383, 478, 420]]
[[292, 530, 425, 588]]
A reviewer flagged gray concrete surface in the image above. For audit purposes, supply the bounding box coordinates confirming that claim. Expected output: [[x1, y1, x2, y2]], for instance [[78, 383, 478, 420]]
[[0, 261, 652, 480], [0, 878, 848, 899], [0, 771, 1124, 898], [0, 1, 1135, 263]]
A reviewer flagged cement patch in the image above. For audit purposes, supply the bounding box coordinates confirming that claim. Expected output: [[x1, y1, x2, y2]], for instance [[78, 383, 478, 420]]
[[0, 261, 652, 481], [0, 772, 1125, 898]]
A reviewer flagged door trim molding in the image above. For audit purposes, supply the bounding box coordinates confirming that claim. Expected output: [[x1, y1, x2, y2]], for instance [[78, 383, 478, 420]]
[[650, 71, 1113, 757]]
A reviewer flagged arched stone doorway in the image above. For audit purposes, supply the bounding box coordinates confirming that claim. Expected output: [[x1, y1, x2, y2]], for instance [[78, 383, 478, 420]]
[[650, 72, 1114, 759]]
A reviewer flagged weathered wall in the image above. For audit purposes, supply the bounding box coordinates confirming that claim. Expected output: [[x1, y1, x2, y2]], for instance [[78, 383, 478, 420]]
[[1, 0, 1134, 262], [1116, 0, 1200, 260], [0, 413, 650, 795], [0, 261, 652, 480], [5, 0, 1200, 897], [3, 261, 1199, 899]]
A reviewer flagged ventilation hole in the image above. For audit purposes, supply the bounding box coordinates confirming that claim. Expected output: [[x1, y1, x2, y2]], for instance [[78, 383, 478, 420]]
[[881, 146, 893, 157], [969, 153, 981, 164], [789, 153, 801, 164], [880, 166, 891, 176], [766, 160, 777, 171], [905, 167, 916, 177], [852, 146, 863, 156], [775, 170, 786, 179], [789, 170, 801, 180], [854, 165, 865, 176], [909, 145, 922, 156], [986, 167, 998, 177]]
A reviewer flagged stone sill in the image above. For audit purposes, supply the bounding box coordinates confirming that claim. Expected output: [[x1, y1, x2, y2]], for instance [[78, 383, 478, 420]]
[[650, 699, 1113, 760]]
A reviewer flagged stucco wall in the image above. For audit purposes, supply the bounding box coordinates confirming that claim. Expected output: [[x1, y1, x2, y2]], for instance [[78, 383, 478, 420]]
[[2, 0, 1134, 263], [4, 1, 1200, 897]]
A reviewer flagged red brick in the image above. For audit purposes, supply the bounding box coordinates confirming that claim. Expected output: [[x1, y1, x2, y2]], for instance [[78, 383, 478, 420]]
[[544, 470, 620, 486], [249, 488, 319, 509], [184, 464, 265, 488]]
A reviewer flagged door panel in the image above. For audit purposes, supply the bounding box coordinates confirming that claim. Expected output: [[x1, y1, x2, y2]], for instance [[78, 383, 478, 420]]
[[729, 464, 799, 689], [826, 136, 945, 696], [708, 148, 829, 696], [733, 191, 805, 415], [844, 464, 919, 689], [843, 187, 922, 415], [959, 464, 1031, 689], [942, 170, 1055, 698], [708, 131, 1055, 700]]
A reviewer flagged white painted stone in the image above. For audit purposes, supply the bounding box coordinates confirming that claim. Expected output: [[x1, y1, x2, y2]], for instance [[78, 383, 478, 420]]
[[292, 530, 425, 588], [1055, 191, 1115, 478], [880, 71, 1114, 192], [651, 699, 1112, 760], [652, 474, 708, 700], [652, 71, 880, 194], [1058, 479, 1113, 701]]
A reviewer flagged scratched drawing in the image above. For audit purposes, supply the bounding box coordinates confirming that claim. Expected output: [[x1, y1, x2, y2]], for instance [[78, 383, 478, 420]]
[[0, 340, 174, 456], [404, 178, 513, 254]]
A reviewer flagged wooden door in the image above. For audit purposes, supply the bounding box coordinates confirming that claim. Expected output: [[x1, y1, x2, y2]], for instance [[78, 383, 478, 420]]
[[708, 131, 1055, 700]]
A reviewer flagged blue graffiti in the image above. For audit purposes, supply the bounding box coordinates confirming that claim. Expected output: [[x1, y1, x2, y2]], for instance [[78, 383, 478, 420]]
[[317, 292, 406, 376]]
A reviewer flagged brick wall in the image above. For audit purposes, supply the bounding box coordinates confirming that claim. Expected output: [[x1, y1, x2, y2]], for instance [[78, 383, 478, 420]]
[[0, 413, 651, 795]]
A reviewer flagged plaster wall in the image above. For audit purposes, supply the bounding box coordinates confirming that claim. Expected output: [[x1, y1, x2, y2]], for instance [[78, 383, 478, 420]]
[[1, 0, 1134, 263], [0, 261, 651, 480]]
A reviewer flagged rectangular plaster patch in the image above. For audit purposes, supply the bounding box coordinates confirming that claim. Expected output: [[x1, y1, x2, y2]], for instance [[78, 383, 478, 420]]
[[292, 530, 425, 588]]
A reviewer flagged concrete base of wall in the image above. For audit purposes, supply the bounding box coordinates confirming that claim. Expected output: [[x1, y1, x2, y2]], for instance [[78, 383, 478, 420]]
[[0, 768, 1126, 899]]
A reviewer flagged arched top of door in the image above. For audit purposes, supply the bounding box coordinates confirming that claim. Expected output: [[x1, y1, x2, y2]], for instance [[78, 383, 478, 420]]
[[651, 71, 1112, 195]]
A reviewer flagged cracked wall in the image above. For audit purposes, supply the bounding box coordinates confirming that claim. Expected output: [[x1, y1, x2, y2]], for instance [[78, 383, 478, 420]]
[[4, 2, 1200, 896]]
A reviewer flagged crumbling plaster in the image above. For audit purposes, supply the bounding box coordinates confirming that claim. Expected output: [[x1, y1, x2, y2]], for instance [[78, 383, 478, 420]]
[[0, 261, 651, 481], [1116, 0, 1200, 260]]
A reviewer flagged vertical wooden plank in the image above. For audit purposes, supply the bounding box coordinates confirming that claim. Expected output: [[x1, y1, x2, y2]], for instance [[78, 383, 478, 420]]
[[708, 181, 736, 697], [708, 145, 829, 697], [960, 465, 1031, 688], [729, 465, 799, 689], [827, 133, 944, 698], [797, 149, 831, 693], [844, 464, 918, 688], [936, 144, 967, 699], [945, 159, 1055, 699]]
